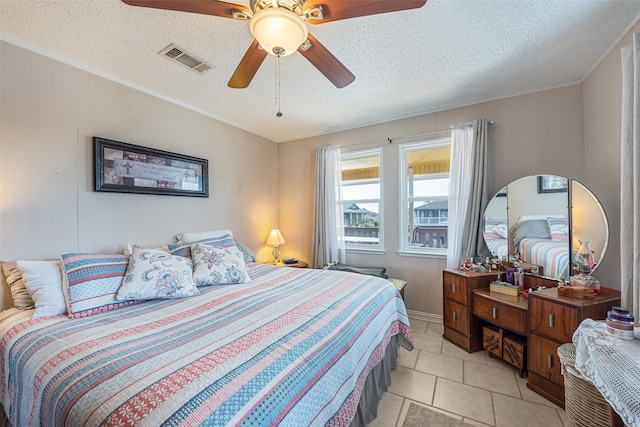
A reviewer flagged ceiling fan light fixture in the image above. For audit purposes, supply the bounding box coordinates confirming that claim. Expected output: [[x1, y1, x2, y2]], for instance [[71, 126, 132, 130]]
[[249, 7, 308, 57]]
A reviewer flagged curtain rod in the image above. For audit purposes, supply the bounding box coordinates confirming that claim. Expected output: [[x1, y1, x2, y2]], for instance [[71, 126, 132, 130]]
[[335, 120, 494, 150]]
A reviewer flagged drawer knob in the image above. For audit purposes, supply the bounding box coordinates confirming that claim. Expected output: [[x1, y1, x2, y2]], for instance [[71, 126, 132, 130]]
[[549, 314, 555, 328], [492, 307, 497, 319], [453, 311, 457, 322], [452, 283, 457, 293], [547, 354, 553, 369]]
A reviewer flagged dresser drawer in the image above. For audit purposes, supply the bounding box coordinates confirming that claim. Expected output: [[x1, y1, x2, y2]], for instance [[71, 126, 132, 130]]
[[472, 293, 527, 335], [529, 297, 579, 342], [529, 333, 564, 387], [444, 299, 469, 335], [443, 272, 468, 305]]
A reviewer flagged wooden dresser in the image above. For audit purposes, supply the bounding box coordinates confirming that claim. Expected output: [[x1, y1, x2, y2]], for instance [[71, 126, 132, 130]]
[[443, 270, 622, 408], [526, 287, 621, 408], [442, 269, 495, 352]]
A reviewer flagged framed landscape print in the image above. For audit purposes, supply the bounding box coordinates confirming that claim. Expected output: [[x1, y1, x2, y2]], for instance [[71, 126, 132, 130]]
[[537, 175, 568, 194], [94, 137, 208, 197]]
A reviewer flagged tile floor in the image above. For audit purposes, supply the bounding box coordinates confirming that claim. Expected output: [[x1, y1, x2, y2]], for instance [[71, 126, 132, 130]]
[[369, 318, 566, 427]]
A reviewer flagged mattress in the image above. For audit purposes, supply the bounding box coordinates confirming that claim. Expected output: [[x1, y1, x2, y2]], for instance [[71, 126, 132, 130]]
[[0, 263, 412, 426]]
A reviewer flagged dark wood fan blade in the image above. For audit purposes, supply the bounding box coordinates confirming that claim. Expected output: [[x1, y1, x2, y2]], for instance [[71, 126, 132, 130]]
[[298, 34, 355, 88], [228, 40, 268, 88], [120, 0, 249, 19], [303, 0, 426, 24]]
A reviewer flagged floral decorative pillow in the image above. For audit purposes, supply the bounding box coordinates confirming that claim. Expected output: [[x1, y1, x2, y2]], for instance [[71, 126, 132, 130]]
[[116, 247, 199, 301], [191, 243, 252, 286], [547, 217, 569, 241]]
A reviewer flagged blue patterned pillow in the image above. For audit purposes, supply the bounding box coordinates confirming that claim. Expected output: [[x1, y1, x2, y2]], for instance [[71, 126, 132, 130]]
[[234, 239, 256, 264], [191, 243, 252, 286], [168, 234, 236, 258], [547, 217, 569, 241], [61, 253, 138, 319], [116, 247, 199, 301]]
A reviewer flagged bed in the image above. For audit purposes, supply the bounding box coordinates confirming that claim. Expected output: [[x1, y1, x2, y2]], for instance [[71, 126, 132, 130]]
[[0, 258, 412, 426], [516, 237, 570, 279], [484, 217, 570, 279]]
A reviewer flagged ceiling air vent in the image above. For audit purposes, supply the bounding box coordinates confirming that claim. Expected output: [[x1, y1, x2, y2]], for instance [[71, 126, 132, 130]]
[[159, 43, 212, 74]]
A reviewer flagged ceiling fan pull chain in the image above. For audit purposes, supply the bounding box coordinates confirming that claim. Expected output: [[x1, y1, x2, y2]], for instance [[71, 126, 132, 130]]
[[276, 55, 283, 117]]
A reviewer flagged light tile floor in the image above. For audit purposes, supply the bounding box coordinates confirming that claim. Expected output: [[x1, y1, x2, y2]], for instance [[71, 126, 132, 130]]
[[369, 318, 566, 426]]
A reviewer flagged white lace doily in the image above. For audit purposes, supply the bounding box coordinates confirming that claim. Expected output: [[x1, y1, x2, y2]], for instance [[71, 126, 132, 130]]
[[572, 318, 640, 427]]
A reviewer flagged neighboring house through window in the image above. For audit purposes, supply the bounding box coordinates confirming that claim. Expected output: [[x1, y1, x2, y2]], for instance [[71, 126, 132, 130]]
[[341, 148, 383, 252], [399, 138, 451, 255]]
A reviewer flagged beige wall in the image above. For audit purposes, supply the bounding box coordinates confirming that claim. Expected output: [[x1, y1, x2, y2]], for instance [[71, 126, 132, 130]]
[[582, 20, 640, 298], [278, 80, 623, 317], [0, 41, 279, 309]]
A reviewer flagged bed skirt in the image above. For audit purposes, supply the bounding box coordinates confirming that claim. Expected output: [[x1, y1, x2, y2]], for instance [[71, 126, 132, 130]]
[[349, 334, 401, 427]]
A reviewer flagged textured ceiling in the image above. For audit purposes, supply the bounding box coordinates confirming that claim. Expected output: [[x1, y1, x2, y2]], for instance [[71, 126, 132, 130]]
[[2, 0, 640, 142]]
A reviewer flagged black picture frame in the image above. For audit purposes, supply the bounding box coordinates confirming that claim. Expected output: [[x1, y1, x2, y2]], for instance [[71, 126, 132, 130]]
[[537, 175, 568, 194], [94, 137, 208, 197]]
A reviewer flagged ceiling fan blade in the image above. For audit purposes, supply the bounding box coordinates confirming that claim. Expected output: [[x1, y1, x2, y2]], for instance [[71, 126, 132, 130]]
[[303, 0, 427, 24], [228, 40, 268, 88], [298, 34, 355, 88], [120, 0, 250, 19]]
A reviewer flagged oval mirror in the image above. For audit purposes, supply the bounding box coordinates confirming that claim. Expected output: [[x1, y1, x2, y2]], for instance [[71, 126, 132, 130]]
[[483, 175, 608, 280]]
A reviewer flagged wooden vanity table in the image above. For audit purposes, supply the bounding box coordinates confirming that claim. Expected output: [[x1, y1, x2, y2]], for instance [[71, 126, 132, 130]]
[[443, 269, 621, 408], [458, 174, 621, 408]]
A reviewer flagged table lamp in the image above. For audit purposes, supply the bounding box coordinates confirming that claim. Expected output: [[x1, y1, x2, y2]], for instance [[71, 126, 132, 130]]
[[266, 228, 286, 264]]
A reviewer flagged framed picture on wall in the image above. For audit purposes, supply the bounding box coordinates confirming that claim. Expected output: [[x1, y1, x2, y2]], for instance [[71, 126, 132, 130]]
[[537, 175, 568, 194], [94, 137, 209, 197]]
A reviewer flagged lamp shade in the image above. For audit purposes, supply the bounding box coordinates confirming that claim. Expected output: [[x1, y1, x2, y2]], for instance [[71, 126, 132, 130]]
[[266, 228, 286, 246], [249, 7, 308, 57]]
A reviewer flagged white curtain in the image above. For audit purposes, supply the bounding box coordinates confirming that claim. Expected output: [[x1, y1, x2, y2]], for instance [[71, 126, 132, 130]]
[[312, 146, 346, 268], [620, 32, 640, 319], [446, 119, 490, 269]]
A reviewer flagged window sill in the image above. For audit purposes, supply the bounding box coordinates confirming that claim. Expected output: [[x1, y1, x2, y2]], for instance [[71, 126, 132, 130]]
[[346, 247, 387, 255], [396, 250, 447, 259]]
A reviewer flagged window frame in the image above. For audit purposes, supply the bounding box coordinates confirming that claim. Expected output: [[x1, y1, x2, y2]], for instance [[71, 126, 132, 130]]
[[398, 137, 451, 257], [341, 147, 384, 254]]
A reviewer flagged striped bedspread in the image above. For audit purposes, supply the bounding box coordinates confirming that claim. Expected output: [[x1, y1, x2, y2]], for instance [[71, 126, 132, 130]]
[[485, 238, 508, 259], [0, 264, 412, 426], [518, 238, 570, 279]]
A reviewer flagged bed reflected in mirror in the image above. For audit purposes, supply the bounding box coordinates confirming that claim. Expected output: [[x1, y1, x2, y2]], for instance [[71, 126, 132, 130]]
[[482, 175, 608, 281]]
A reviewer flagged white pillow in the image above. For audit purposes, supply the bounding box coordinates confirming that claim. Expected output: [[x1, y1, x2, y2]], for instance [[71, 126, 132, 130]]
[[176, 229, 234, 243], [116, 247, 199, 301], [191, 243, 252, 286], [17, 260, 66, 319]]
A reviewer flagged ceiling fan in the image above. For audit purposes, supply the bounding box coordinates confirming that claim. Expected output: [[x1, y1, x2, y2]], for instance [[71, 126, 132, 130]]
[[121, 0, 427, 89]]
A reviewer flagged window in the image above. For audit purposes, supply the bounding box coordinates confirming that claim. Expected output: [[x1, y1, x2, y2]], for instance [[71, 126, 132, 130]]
[[341, 148, 383, 251], [399, 138, 451, 255]]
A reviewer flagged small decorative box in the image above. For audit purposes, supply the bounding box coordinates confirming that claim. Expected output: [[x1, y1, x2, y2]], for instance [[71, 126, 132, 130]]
[[490, 281, 520, 296]]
